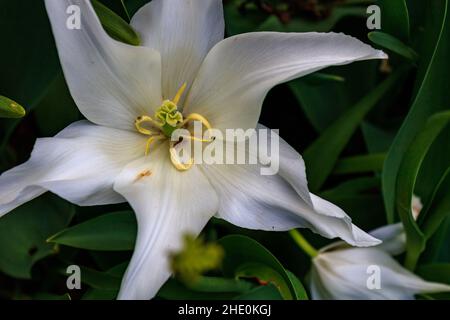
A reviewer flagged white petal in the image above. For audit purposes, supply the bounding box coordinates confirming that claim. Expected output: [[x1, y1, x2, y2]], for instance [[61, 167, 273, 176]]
[[200, 137, 379, 246], [113, 144, 219, 300], [369, 223, 406, 255], [312, 247, 450, 300], [186, 32, 386, 132], [0, 121, 145, 217], [45, 0, 162, 130], [131, 0, 224, 102]]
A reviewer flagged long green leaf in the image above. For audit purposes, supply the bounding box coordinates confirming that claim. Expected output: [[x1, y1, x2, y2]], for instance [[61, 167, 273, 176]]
[[303, 67, 406, 192], [378, 0, 410, 42], [333, 153, 386, 175], [92, 0, 140, 45], [368, 31, 418, 62], [396, 111, 450, 270], [420, 167, 450, 240], [383, 0, 450, 224], [47, 211, 136, 251]]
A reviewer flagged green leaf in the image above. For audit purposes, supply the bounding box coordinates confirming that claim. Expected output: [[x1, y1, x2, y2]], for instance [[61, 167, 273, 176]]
[[34, 73, 81, 136], [286, 270, 308, 300], [0, 0, 59, 150], [234, 284, 283, 300], [368, 31, 418, 62], [218, 235, 306, 300], [416, 264, 450, 285], [157, 278, 238, 300], [187, 276, 254, 294], [235, 262, 291, 299], [47, 211, 136, 251], [333, 153, 386, 175], [378, 0, 411, 42], [98, 0, 130, 22], [257, 7, 366, 33], [396, 111, 450, 270], [0, 194, 75, 279], [361, 122, 395, 153], [419, 167, 450, 240], [383, 0, 450, 224], [0, 95, 26, 118], [92, 0, 140, 45], [303, 66, 406, 192]]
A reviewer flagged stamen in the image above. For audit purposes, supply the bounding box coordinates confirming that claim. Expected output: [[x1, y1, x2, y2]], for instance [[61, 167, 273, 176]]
[[135, 115, 161, 136], [172, 82, 187, 105], [145, 134, 165, 156], [169, 141, 193, 171], [181, 113, 212, 130]]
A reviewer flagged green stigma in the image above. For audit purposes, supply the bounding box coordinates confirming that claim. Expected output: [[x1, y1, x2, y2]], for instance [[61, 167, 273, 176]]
[[155, 100, 183, 137]]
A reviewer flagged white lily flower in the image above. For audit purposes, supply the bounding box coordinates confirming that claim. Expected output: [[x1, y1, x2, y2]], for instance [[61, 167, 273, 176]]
[[310, 223, 450, 299], [0, 0, 387, 299]]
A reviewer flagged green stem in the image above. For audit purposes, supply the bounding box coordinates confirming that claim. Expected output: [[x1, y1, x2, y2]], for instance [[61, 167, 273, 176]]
[[289, 230, 319, 258]]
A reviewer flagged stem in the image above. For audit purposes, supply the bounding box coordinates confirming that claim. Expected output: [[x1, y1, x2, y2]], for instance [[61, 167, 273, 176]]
[[289, 229, 319, 258]]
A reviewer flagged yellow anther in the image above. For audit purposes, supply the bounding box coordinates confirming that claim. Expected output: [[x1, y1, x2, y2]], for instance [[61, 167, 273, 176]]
[[135, 115, 161, 136], [181, 113, 212, 130], [172, 82, 187, 105], [169, 141, 193, 171], [144, 134, 165, 156]]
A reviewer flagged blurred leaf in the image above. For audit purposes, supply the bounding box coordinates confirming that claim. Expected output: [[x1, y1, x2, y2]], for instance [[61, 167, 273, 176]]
[[258, 7, 366, 32], [98, 0, 130, 21], [396, 111, 450, 270], [34, 73, 80, 136], [234, 284, 283, 300], [235, 262, 291, 299], [416, 264, 450, 285], [0, 0, 59, 150], [66, 265, 122, 290], [92, 0, 140, 45], [157, 278, 239, 300], [419, 167, 450, 240], [187, 276, 254, 294], [224, 0, 268, 35], [33, 293, 71, 300], [47, 211, 136, 251], [368, 31, 418, 62], [302, 73, 345, 85], [333, 153, 385, 175], [321, 177, 381, 198], [82, 288, 118, 300], [378, 0, 410, 42], [383, 0, 450, 224], [0, 194, 75, 279], [286, 270, 308, 300], [218, 235, 307, 300], [361, 122, 395, 153], [0, 95, 26, 118], [303, 66, 406, 192]]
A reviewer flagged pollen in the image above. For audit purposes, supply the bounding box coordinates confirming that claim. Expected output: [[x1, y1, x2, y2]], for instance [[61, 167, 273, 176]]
[[135, 169, 152, 182]]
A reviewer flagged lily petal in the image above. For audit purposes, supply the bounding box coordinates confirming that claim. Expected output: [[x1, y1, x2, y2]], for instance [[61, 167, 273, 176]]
[[312, 247, 450, 299], [0, 121, 146, 217], [45, 0, 162, 130], [200, 135, 380, 246], [186, 32, 387, 132], [369, 223, 406, 256], [113, 144, 219, 300], [130, 0, 224, 102]]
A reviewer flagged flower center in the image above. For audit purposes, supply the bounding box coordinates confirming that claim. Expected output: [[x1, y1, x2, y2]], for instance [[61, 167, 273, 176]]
[[134, 83, 213, 171]]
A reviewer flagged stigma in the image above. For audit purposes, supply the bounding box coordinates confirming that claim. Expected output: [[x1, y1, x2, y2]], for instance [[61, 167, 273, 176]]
[[134, 83, 213, 171]]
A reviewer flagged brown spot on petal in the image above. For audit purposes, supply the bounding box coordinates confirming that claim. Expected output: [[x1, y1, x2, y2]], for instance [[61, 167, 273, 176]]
[[134, 169, 152, 182]]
